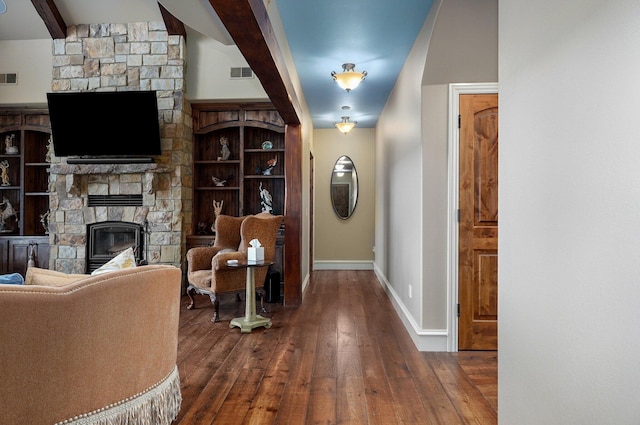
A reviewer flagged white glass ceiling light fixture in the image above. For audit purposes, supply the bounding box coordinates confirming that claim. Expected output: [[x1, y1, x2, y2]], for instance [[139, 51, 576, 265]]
[[0, 0, 6, 14], [331, 63, 367, 92], [335, 116, 357, 134]]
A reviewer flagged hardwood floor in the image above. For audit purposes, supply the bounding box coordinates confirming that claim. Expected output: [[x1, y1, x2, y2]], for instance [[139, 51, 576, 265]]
[[175, 270, 497, 424]]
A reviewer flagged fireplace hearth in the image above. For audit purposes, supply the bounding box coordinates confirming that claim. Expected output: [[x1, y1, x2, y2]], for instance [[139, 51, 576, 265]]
[[87, 221, 145, 273]]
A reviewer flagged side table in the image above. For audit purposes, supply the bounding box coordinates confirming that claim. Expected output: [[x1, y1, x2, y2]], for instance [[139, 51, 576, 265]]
[[227, 259, 273, 333]]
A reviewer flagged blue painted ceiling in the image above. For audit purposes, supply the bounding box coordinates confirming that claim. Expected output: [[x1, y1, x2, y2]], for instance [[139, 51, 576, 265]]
[[277, 0, 434, 128]]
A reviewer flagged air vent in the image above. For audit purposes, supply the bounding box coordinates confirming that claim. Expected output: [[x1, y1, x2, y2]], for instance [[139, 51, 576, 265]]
[[88, 195, 143, 207], [0, 73, 17, 85], [230, 67, 254, 79]]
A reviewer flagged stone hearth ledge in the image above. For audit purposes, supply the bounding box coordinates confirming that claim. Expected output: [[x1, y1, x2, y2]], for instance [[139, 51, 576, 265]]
[[50, 163, 175, 195]]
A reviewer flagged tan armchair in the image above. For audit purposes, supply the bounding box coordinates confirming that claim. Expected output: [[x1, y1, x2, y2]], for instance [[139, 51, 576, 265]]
[[186, 213, 283, 322]]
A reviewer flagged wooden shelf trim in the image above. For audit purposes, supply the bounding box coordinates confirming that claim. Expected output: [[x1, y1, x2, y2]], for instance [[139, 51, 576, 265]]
[[243, 175, 284, 179], [194, 186, 241, 191]]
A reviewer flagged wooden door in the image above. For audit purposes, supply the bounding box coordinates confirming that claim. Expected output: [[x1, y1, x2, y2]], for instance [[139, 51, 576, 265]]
[[458, 94, 498, 350]]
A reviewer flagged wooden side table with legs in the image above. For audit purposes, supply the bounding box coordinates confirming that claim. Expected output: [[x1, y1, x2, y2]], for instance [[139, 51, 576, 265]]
[[227, 260, 273, 333]]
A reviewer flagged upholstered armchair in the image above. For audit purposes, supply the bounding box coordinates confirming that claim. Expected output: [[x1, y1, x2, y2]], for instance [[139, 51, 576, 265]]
[[186, 213, 283, 322]]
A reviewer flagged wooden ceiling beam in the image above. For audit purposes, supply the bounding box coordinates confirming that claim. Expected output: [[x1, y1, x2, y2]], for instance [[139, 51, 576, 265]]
[[209, 0, 303, 306], [30, 0, 66, 39], [208, 0, 301, 125], [158, 3, 187, 41]]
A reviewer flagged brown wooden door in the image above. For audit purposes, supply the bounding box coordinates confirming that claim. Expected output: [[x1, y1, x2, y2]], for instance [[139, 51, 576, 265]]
[[458, 93, 498, 350]]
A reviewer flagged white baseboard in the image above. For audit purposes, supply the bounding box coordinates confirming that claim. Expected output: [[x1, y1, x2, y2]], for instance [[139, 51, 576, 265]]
[[373, 264, 449, 352], [313, 260, 374, 270], [301, 272, 310, 298]]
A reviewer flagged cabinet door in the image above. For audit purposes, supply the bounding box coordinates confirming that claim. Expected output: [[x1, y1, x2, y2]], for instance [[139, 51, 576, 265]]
[[0, 239, 8, 274], [7, 237, 49, 275]]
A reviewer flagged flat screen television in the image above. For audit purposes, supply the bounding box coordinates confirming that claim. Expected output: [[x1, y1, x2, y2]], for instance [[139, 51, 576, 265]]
[[47, 91, 162, 163]]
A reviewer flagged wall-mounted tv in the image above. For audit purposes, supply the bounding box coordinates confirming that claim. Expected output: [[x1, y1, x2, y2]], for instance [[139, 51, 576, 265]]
[[47, 91, 162, 164]]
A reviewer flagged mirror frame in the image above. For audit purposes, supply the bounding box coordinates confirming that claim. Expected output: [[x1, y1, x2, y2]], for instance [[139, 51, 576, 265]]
[[330, 155, 358, 220]]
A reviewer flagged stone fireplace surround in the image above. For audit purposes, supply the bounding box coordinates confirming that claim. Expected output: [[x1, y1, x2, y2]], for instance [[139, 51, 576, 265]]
[[47, 21, 192, 274], [48, 162, 186, 274]]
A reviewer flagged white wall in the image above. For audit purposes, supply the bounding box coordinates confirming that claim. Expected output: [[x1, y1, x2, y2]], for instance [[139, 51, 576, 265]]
[[499, 1, 640, 423], [0, 40, 52, 106], [376, 0, 497, 351], [375, 11, 431, 346], [184, 29, 268, 102], [313, 128, 375, 269]]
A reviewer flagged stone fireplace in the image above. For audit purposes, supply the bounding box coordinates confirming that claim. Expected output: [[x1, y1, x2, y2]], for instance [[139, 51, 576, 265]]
[[47, 21, 192, 274]]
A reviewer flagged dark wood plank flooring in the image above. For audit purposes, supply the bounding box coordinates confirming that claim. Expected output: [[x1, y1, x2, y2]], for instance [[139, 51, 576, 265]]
[[175, 270, 497, 424]]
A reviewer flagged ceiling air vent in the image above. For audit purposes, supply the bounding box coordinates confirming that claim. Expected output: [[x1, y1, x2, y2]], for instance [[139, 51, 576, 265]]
[[0, 73, 17, 85], [230, 67, 254, 79]]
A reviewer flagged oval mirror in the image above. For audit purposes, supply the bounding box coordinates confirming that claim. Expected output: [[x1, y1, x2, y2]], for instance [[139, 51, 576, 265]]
[[330, 155, 358, 219]]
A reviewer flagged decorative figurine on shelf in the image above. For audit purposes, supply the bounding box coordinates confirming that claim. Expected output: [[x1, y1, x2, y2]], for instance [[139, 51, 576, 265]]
[[259, 182, 273, 214], [197, 221, 208, 235], [219, 136, 231, 161], [213, 199, 224, 220], [260, 156, 278, 176], [211, 199, 224, 232], [0, 160, 10, 186], [212, 176, 227, 186], [45, 135, 54, 162], [39, 210, 50, 234], [0, 197, 17, 233], [4, 134, 18, 154]]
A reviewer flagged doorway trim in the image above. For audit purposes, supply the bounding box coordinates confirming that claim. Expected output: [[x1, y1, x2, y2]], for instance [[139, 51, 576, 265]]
[[447, 82, 499, 352]]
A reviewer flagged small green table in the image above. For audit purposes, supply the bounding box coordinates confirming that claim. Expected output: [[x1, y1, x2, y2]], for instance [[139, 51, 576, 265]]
[[227, 260, 273, 333]]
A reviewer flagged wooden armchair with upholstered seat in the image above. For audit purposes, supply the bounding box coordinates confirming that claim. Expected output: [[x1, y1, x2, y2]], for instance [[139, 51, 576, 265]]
[[186, 213, 284, 322]]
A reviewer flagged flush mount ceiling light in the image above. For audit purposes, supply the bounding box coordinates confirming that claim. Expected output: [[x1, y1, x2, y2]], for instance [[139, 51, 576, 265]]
[[331, 63, 367, 92], [0, 0, 6, 14], [334, 116, 357, 134]]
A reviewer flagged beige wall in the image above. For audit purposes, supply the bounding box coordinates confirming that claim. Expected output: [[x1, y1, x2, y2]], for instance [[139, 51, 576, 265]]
[[313, 128, 375, 269], [184, 29, 268, 102], [0, 40, 52, 106]]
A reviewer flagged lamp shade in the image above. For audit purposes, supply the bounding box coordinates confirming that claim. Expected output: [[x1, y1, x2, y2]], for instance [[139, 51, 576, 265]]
[[334, 116, 357, 134], [331, 63, 367, 92]]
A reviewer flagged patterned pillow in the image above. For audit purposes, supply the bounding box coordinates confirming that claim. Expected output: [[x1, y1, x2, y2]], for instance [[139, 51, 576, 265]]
[[91, 247, 137, 275]]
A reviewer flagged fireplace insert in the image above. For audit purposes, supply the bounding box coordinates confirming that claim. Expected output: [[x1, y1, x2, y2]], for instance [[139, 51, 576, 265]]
[[86, 221, 144, 273]]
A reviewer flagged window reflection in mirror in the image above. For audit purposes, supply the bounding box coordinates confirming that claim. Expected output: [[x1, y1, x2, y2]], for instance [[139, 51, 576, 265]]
[[331, 155, 358, 219]]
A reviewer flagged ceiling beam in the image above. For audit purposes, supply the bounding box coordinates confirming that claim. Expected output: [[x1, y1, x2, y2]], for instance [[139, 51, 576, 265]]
[[209, 0, 303, 306], [208, 0, 301, 125], [30, 0, 66, 39], [157, 3, 187, 41]]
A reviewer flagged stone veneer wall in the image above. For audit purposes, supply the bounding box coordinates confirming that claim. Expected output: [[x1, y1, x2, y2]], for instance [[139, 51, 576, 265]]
[[47, 22, 192, 274]]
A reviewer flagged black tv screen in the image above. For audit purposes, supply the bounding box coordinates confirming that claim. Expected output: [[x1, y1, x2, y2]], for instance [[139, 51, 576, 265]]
[[47, 91, 162, 162]]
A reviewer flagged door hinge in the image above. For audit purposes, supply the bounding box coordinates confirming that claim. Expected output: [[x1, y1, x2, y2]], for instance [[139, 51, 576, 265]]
[[457, 209, 461, 222], [457, 303, 461, 317], [458, 114, 461, 129]]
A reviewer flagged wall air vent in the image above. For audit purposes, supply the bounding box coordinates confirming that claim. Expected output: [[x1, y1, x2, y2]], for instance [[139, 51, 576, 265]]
[[230, 67, 254, 79], [0, 73, 17, 85], [88, 194, 143, 207]]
